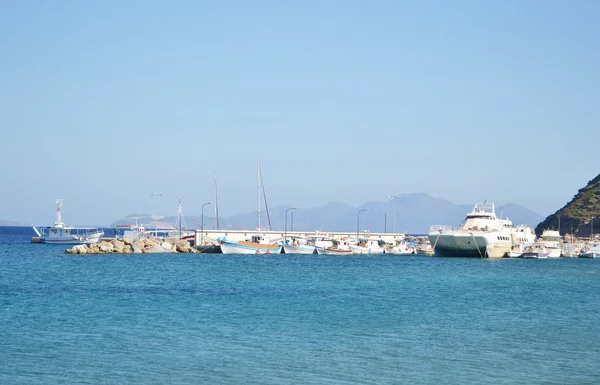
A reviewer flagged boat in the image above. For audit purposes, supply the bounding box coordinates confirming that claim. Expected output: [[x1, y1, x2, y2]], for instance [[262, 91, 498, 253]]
[[32, 199, 104, 245], [349, 237, 385, 254], [316, 237, 353, 255], [522, 244, 550, 259], [536, 229, 563, 258], [414, 237, 434, 255], [506, 226, 536, 258], [283, 234, 333, 254], [383, 239, 416, 254], [113, 222, 149, 240], [219, 161, 281, 255], [580, 241, 600, 258], [220, 234, 281, 254], [428, 201, 535, 258]]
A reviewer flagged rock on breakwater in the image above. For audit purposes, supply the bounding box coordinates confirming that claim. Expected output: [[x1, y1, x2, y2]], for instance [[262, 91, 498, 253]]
[[65, 237, 197, 254]]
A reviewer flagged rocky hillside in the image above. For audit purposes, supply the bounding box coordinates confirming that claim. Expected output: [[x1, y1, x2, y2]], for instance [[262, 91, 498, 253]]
[[535, 174, 600, 237]]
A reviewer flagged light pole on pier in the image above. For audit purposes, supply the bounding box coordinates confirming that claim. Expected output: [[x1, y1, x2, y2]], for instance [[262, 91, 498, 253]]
[[201, 201, 211, 245], [291, 212, 294, 232], [285, 207, 298, 246], [386, 195, 401, 233], [357, 208, 369, 242], [383, 212, 387, 233]]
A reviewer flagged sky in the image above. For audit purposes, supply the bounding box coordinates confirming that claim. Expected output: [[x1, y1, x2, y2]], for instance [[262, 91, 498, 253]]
[[1, 0, 599, 226]]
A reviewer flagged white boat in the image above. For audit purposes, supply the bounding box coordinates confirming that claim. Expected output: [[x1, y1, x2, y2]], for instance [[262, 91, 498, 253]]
[[349, 237, 385, 254], [113, 222, 150, 240], [506, 226, 536, 258], [219, 162, 281, 255], [283, 234, 333, 254], [580, 241, 600, 258], [536, 229, 563, 258], [428, 201, 535, 258], [32, 199, 103, 245], [522, 244, 550, 259], [316, 237, 353, 255], [383, 239, 415, 255], [220, 234, 281, 254], [415, 237, 434, 255]]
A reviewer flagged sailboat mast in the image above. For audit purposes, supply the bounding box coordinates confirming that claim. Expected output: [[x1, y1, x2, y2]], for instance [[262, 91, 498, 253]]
[[213, 170, 220, 230], [257, 161, 261, 231]]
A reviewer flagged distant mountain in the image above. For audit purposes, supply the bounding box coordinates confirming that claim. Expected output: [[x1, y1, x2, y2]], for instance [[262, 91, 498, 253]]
[[111, 193, 544, 234], [0, 220, 29, 226], [535, 174, 600, 237]]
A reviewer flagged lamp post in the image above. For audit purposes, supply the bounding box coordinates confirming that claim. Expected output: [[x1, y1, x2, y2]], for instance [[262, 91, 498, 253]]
[[150, 193, 163, 236], [201, 201, 211, 245], [357, 208, 369, 242], [386, 195, 401, 233], [291, 212, 294, 232], [285, 207, 298, 246], [383, 212, 387, 233], [592, 216, 595, 240]]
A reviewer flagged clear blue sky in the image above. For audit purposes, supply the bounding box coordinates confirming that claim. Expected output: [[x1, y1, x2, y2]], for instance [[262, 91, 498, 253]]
[[1, 0, 598, 226]]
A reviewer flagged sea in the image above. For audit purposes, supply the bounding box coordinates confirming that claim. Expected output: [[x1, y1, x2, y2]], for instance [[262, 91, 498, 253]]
[[1, 226, 599, 384]]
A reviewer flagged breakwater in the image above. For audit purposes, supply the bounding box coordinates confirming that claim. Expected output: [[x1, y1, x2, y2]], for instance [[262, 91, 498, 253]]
[[65, 237, 197, 254]]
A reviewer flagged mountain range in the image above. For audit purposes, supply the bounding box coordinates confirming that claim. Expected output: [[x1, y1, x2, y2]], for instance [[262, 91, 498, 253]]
[[112, 193, 544, 235]]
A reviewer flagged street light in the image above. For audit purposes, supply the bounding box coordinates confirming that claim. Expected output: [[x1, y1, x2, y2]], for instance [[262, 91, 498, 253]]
[[383, 212, 387, 233], [357, 208, 369, 242], [291, 212, 295, 232], [285, 207, 298, 246], [592, 216, 595, 240], [150, 193, 163, 236], [386, 195, 401, 233], [201, 201, 212, 245]]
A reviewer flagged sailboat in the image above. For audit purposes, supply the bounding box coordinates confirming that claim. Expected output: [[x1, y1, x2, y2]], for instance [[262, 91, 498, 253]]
[[219, 162, 281, 254]]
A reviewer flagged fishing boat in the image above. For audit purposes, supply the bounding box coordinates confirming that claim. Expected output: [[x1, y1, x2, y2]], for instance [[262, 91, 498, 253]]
[[348, 236, 385, 254], [383, 239, 416, 254], [220, 234, 281, 254], [32, 199, 104, 245], [522, 244, 550, 259], [219, 162, 281, 254], [283, 234, 333, 254], [580, 241, 600, 258], [316, 237, 353, 255]]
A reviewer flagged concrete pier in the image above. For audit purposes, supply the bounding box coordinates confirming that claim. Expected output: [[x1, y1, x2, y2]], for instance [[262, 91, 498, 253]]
[[194, 229, 407, 247]]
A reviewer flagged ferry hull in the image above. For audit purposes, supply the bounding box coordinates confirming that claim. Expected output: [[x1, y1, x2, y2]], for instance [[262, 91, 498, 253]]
[[428, 233, 509, 258]]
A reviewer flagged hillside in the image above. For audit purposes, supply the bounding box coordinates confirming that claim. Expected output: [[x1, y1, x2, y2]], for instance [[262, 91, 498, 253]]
[[535, 174, 600, 237]]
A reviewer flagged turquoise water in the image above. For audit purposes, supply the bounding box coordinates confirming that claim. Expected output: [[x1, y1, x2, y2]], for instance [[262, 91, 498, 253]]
[[1, 227, 599, 384]]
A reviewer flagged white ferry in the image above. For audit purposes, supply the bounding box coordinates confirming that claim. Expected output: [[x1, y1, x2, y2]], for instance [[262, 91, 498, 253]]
[[428, 201, 535, 258]]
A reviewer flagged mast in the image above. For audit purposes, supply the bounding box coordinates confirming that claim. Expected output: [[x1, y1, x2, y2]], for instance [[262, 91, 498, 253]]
[[260, 165, 272, 231], [257, 161, 261, 231], [177, 198, 182, 237], [55, 198, 64, 228], [213, 170, 220, 230]]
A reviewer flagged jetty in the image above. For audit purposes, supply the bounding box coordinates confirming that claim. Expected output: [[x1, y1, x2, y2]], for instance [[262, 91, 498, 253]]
[[65, 237, 197, 255]]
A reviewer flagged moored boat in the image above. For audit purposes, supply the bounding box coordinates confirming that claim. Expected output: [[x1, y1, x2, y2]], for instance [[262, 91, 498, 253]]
[[220, 235, 282, 254], [428, 201, 534, 258], [32, 199, 103, 245], [522, 244, 550, 259]]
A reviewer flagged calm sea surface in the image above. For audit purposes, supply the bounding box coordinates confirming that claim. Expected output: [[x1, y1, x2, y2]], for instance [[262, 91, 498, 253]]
[[1, 226, 599, 384]]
